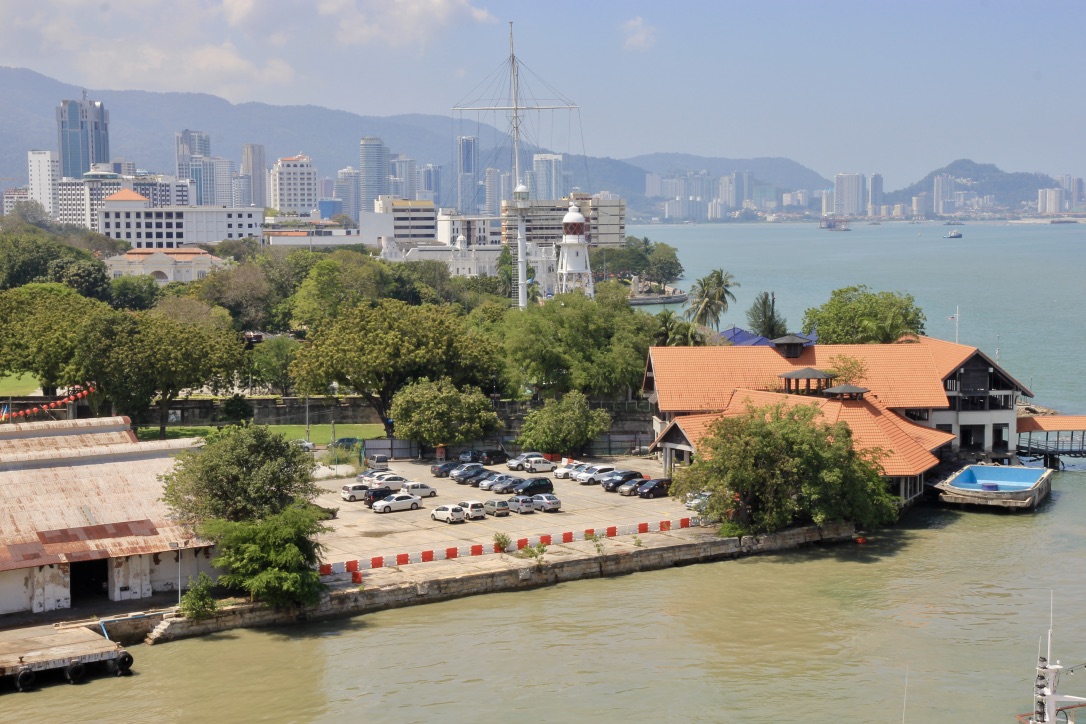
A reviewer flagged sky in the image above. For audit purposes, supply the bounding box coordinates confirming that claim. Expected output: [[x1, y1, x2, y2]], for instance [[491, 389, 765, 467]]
[[1, 0, 1083, 189]]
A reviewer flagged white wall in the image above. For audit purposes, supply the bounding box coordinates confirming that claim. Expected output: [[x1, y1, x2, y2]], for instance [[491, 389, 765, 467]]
[[108, 554, 153, 601], [0, 564, 71, 615], [148, 547, 215, 594]]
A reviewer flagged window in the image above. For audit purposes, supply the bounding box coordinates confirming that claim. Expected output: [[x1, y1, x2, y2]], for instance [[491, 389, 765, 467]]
[[166, 232, 173, 239], [125, 212, 131, 219], [104, 221, 110, 229], [125, 232, 131, 239], [156, 232, 163, 239], [156, 242, 164, 248]]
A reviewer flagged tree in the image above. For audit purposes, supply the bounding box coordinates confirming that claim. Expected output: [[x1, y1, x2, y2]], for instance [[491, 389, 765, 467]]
[[200, 503, 328, 608], [652, 309, 704, 347], [801, 285, 925, 344], [857, 307, 922, 344], [669, 402, 898, 535], [824, 354, 868, 386], [292, 300, 502, 434], [196, 262, 273, 331], [251, 336, 301, 396], [110, 275, 161, 310], [44, 257, 110, 300], [289, 252, 392, 329], [684, 268, 740, 331], [644, 243, 684, 285], [518, 391, 611, 455], [745, 291, 788, 339], [390, 378, 501, 449], [161, 423, 317, 525]]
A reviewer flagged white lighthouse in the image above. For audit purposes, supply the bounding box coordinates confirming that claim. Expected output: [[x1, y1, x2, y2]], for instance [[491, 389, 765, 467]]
[[556, 203, 594, 297]]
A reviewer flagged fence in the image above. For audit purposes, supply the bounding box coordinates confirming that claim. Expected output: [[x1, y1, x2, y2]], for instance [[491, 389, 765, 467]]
[[362, 438, 420, 460], [493, 399, 653, 416]]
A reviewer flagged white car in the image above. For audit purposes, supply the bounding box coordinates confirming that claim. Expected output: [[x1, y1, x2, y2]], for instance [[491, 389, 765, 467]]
[[575, 465, 616, 484], [431, 505, 466, 524], [553, 461, 587, 479], [372, 493, 422, 513], [360, 471, 406, 485], [457, 500, 487, 520], [685, 492, 711, 511], [340, 483, 371, 502], [292, 439, 316, 452], [507, 452, 545, 471], [531, 493, 562, 512], [507, 495, 536, 514], [525, 457, 556, 473], [400, 482, 438, 498]]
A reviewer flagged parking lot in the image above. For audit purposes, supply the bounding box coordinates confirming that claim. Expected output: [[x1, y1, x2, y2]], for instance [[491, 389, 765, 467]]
[[314, 456, 688, 564]]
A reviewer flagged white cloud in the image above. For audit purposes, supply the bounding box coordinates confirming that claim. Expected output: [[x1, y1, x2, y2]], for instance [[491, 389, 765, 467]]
[[220, 0, 257, 26], [318, 0, 495, 47], [622, 16, 657, 52]]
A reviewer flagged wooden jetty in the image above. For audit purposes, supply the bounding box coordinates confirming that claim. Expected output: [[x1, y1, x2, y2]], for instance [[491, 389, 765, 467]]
[[0, 624, 132, 691], [1017, 415, 1086, 468]]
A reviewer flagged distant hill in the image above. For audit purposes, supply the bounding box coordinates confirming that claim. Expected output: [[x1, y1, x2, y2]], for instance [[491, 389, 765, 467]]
[[623, 152, 832, 192], [884, 159, 1058, 207]]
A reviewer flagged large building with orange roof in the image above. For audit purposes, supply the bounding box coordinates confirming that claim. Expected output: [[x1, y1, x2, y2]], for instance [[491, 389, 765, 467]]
[[644, 335, 1034, 503]]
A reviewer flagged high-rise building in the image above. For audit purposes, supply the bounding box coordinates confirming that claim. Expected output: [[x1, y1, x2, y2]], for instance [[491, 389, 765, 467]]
[[189, 156, 235, 206], [484, 168, 503, 215], [933, 173, 955, 215], [334, 167, 361, 222], [833, 173, 867, 216], [175, 130, 211, 180], [868, 173, 884, 216], [358, 137, 389, 211], [417, 164, 442, 205], [532, 153, 564, 200], [27, 150, 59, 216], [456, 136, 478, 213], [269, 154, 318, 214], [390, 155, 416, 201], [232, 174, 252, 208], [241, 144, 266, 208], [56, 96, 110, 179]]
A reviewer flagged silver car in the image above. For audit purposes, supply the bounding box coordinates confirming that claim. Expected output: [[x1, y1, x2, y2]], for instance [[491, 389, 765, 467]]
[[457, 500, 487, 520], [531, 493, 562, 512], [507, 495, 535, 514]]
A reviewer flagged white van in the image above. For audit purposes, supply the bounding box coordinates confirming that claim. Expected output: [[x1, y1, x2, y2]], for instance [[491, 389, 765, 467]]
[[365, 454, 390, 471], [401, 482, 438, 498], [340, 483, 370, 502]]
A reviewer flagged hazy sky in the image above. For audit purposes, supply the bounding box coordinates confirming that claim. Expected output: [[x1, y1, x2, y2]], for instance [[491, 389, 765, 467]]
[[1, 0, 1082, 189]]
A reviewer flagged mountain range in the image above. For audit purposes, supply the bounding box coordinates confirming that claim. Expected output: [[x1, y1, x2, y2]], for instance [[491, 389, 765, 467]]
[[0, 67, 1062, 209]]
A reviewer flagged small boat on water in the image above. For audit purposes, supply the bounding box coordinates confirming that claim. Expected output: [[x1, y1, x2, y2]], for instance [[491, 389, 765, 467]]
[[1014, 607, 1086, 722], [944, 229, 963, 239]]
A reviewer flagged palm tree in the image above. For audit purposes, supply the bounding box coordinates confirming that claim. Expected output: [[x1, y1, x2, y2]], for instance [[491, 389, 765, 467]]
[[684, 269, 740, 331], [857, 308, 920, 343], [745, 291, 788, 339], [653, 309, 704, 347]]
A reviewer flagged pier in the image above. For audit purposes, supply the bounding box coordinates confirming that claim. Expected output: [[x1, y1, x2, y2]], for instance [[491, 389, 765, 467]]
[[0, 624, 132, 691], [1017, 416, 1086, 468]]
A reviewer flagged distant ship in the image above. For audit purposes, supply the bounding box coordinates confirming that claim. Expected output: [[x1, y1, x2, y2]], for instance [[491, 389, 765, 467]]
[[944, 229, 963, 239]]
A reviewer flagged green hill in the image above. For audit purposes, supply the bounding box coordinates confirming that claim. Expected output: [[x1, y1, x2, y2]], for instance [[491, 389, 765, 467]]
[[884, 159, 1058, 207]]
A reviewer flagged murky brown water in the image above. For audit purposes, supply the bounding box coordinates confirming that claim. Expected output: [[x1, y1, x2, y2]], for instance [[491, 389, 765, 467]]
[[5, 472, 1085, 723]]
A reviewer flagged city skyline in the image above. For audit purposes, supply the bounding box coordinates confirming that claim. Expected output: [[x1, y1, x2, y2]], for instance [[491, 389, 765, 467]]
[[0, 1, 1082, 189]]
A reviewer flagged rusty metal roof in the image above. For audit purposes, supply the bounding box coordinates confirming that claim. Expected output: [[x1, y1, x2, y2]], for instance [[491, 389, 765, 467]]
[[0, 418, 201, 572]]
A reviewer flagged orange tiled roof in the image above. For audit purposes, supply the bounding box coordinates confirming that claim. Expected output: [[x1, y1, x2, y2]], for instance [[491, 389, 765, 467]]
[[659, 389, 955, 477], [122, 248, 222, 262], [647, 342, 951, 413], [1017, 416, 1086, 433], [104, 189, 149, 202], [264, 230, 310, 236]]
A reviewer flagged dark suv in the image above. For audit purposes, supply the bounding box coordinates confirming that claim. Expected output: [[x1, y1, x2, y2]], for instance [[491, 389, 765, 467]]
[[601, 470, 644, 492], [512, 477, 554, 497], [362, 486, 397, 508], [479, 449, 508, 465]]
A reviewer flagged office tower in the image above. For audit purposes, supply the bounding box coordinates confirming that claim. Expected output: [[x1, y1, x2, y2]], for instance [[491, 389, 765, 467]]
[[269, 154, 318, 214], [868, 173, 883, 216], [241, 144, 266, 208], [175, 130, 212, 180], [456, 136, 478, 213], [358, 137, 389, 211], [416, 164, 441, 205], [933, 173, 954, 215], [738, 171, 753, 205], [56, 96, 110, 179], [833, 173, 866, 216], [484, 168, 503, 215], [27, 150, 59, 216], [334, 167, 361, 222], [190, 156, 234, 206], [532, 153, 564, 200], [389, 155, 416, 201], [232, 174, 252, 207]]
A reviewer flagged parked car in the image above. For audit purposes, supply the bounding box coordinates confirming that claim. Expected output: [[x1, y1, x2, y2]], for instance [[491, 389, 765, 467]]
[[292, 439, 316, 452], [364, 454, 389, 471], [480, 474, 518, 492], [484, 499, 510, 517], [401, 482, 438, 498], [431, 505, 466, 524], [507, 452, 545, 471], [362, 486, 397, 508], [575, 465, 616, 484], [366, 473, 409, 488], [450, 463, 484, 482], [638, 479, 672, 499], [431, 461, 460, 478], [372, 493, 421, 513], [355, 468, 382, 481], [531, 493, 562, 512], [512, 477, 554, 497], [685, 492, 711, 511], [507, 495, 536, 514], [461, 469, 495, 486], [490, 477, 525, 494], [458, 449, 483, 463], [552, 461, 587, 479], [457, 500, 487, 520], [525, 457, 556, 473], [479, 450, 509, 465], [340, 483, 371, 502], [617, 478, 646, 496], [601, 470, 644, 492], [334, 437, 361, 449]]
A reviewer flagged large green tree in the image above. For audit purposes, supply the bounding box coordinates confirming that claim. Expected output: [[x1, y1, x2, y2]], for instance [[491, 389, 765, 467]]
[[644, 243, 684, 285], [669, 402, 898, 535], [292, 299, 502, 434], [289, 252, 392, 329], [162, 423, 317, 525], [684, 268, 740, 331], [745, 291, 788, 339], [251, 336, 301, 397], [110, 275, 161, 311], [390, 378, 501, 449], [517, 391, 611, 455], [801, 285, 926, 344], [652, 309, 704, 347], [195, 262, 273, 331]]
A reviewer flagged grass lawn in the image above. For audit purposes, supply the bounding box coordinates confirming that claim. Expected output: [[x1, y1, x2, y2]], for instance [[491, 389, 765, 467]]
[[135, 423, 385, 443], [0, 373, 40, 396]]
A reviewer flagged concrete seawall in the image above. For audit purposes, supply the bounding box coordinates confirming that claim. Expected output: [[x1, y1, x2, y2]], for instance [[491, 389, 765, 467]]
[[145, 522, 855, 645]]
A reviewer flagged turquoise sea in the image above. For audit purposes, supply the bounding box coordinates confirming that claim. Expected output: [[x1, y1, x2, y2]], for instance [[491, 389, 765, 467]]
[[629, 220, 1086, 414]]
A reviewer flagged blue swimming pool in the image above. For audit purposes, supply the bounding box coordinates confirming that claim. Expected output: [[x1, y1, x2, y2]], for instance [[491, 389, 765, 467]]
[[947, 465, 1047, 492]]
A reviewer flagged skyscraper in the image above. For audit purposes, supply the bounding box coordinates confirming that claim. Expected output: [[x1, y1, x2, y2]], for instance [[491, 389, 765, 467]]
[[358, 137, 390, 212], [933, 173, 954, 215], [175, 130, 212, 180], [27, 150, 59, 216], [833, 173, 867, 216], [416, 164, 441, 205], [532, 153, 564, 200], [334, 166, 361, 222], [868, 173, 883, 216], [269, 154, 318, 214], [456, 136, 478, 213], [56, 96, 110, 179], [241, 144, 267, 208], [390, 155, 417, 201]]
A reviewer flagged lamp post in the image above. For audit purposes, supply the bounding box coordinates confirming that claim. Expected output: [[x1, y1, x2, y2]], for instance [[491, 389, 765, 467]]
[[169, 541, 183, 606]]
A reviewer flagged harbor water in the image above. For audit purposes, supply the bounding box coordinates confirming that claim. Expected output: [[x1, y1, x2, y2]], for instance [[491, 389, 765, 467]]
[[7, 220, 1086, 722]]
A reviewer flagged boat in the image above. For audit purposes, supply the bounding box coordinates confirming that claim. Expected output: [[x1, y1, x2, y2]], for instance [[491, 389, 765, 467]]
[[628, 293, 688, 306], [1014, 604, 1086, 722], [931, 464, 1051, 509], [944, 229, 963, 239], [944, 221, 965, 225]]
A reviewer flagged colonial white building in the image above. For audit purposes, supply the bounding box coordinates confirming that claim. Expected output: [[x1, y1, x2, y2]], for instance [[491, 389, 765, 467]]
[[97, 190, 261, 248], [105, 247, 230, 284], [380, 235, 558, 296]]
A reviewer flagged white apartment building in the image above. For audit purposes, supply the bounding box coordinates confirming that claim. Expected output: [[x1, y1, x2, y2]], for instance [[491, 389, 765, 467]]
[[269, 155, 318, 214], [28, 150, 59, 216], [97, 190, 262, 248], [132, 176, 194, 207], [436, 209, 502, 246], [500, 192, 626, 247], [373, 196, 436, 242], [833, 173, 866, 216], [3, 187, 30, 215], [57, 168, 125, 229]]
